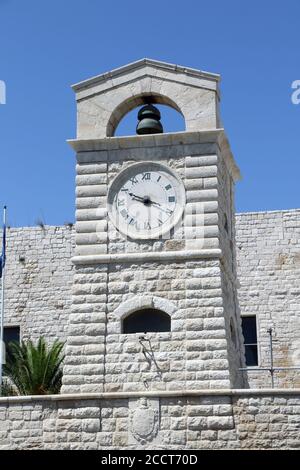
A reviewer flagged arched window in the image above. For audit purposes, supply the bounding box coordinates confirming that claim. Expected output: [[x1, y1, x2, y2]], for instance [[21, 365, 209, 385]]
[[122, 308, 171, 334]]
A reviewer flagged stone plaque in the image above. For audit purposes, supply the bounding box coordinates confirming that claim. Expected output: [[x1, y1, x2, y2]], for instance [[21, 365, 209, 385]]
[[129, 397, 160, 445]]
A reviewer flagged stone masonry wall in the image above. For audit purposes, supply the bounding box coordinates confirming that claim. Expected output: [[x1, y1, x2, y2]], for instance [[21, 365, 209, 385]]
[[0, 391, 299, 449], [2, 209, 300, 390], [105, 259, 232, 393], [0, 225, 74, 342], [236, 209, 300, 389], [63, 132, 243, 393]]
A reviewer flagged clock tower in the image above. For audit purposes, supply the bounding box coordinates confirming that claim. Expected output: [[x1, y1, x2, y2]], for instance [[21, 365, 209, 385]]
[[62, 59, 247, 394]]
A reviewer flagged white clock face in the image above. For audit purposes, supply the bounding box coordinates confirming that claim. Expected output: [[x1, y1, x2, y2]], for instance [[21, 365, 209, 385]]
[[108, 162, 185, 239]]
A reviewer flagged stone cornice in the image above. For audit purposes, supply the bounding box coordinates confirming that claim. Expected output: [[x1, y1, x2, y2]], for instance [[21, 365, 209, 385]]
[[68, 129, 241, 182], [68, 129, 222, 152], [0, 389, 299, 404], [72, 249, 222, 266], [72, 58, 220, 94]]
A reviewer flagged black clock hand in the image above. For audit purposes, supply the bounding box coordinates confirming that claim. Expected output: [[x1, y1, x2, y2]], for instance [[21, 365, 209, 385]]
[[129, 193, 152, 206], [129, 193, 173, 215], [129, 192, 144, 202], [130, 192, 161, 207]]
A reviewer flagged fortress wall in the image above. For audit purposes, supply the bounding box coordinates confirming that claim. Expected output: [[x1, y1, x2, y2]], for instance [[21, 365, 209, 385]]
[[0, 225, 74, 342], [1, 209, 300, 389], [236, 209, 300, 388], [0, 390, 299, 450]]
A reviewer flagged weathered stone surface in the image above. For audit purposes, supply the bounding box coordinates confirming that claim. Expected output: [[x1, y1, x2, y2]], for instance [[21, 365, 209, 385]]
[[0, 392, 299, 450], [236, 209, 300, 389]]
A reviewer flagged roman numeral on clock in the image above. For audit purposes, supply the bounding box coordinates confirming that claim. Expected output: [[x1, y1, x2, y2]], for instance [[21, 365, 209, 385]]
[[168, 196, 175, 203], [130, 176, 138, 185], [120, 209, 128, 219], [165, 184, 172, 191], [142, 172, 151, 181]]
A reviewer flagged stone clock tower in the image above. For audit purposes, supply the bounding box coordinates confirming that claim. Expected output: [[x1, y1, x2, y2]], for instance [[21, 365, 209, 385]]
[[61, 59, 247, 395]]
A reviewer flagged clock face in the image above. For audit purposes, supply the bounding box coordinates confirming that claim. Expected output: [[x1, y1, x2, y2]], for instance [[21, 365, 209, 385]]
[[108, 162, 185, 239]]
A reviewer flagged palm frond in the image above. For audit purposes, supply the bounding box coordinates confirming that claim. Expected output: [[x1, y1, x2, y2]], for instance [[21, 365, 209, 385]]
[[3, 337, 65, 395]]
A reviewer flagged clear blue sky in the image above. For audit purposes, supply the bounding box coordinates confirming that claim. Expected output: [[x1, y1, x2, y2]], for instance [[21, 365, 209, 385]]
[[0, 0, 299, 227]]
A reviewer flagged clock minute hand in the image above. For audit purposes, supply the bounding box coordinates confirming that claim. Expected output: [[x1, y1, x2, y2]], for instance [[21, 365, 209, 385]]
[[149, 200, 173, 215]]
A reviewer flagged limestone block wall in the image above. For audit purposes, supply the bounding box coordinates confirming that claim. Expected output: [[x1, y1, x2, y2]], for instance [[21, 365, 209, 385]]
[[0, 226, 74, 342], [64, 258, 238, 394], [236, 209, 300, 389], [73, 132, 232, 258], [63, 130, 244, 393], [0, 390, 299, 450], [105, 260, 233, 393], [2, 211, 300, 391], [217, 147, 246, 388]]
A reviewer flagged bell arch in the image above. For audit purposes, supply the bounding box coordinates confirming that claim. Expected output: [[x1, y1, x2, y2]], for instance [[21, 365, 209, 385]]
[[72, 59, 220, 139], [106, 93, 184, 137]]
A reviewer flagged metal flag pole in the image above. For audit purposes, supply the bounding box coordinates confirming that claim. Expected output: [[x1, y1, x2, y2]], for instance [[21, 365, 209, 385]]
[[0, 205, 7, 390]]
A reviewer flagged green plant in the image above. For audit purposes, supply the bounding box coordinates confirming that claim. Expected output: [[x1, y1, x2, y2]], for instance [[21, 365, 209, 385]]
[[0, 379, 16, 397], [3, 338, 65, 395]]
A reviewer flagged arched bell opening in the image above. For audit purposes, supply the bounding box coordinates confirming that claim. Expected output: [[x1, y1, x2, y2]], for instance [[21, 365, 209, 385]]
[[122, 308, 171, 334], [108, 94, 186, 137]]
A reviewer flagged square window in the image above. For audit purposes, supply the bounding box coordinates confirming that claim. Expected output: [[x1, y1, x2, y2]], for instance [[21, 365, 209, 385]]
[[3, 326, 20, 363]]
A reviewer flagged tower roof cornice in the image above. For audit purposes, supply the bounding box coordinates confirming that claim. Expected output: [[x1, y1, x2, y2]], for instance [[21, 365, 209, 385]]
[[72, 58, 220, 94]]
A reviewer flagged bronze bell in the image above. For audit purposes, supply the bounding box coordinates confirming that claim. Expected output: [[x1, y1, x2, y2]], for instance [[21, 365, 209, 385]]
[[136, 104, 163, 135]]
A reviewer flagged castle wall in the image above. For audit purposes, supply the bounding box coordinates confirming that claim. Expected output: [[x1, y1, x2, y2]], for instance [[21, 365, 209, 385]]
[[0, 390, 299, 450], [236, 209, 300, 389], [1, 209, 300, 390], [0, 226, 74, 342]]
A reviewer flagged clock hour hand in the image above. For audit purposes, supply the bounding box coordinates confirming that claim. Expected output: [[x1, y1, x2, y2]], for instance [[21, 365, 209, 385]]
[[129, 192, 144, 202], [129, 193, 152, 206], [129, 193, 173, 215], [129, 192, 162, 208]]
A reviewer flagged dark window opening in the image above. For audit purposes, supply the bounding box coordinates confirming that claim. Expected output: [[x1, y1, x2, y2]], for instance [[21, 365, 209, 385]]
[[122, 308, 171, 334], [3, 326, 20, 362], [241, 316, 258, 366], [224, 213, 229, 234]]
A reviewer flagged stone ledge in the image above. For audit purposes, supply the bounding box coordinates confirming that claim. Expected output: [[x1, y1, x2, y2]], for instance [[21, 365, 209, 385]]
[[1, 388, 300, 405], [68, 129, 223, 153], [72, 249, 222, 266]]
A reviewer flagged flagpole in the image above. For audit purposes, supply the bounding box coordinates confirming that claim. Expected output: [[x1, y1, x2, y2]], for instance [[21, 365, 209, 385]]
[[0, 205, 7, 389]]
